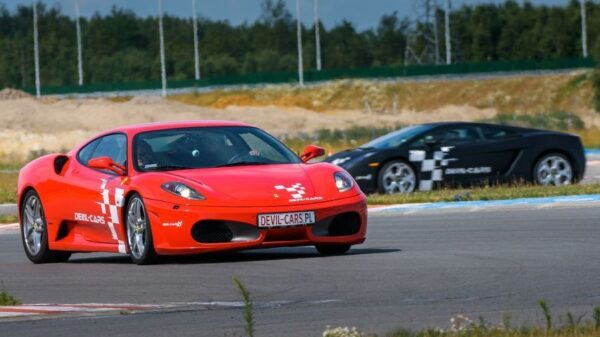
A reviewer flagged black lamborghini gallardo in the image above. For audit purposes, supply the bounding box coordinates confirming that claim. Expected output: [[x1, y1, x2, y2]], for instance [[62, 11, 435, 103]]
[[324, 122, 586, 194]]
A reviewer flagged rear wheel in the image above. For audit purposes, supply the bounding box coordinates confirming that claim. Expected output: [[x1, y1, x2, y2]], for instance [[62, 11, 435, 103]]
[[315, 244, 351, 256], [533, 153, 573, 186], [21, 190, 71, 263], [126, 194, 157, 265], [377, 160, 417, 194]]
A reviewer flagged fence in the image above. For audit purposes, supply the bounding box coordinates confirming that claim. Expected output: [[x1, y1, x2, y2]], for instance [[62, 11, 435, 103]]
[[22, 57, 597, 96]]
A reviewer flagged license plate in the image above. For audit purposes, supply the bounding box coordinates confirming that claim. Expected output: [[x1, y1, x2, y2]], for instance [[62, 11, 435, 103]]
[[257, 211, 316, 228]]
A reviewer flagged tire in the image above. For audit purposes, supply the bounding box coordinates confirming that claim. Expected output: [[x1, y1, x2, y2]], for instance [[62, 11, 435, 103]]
[[533, 153, 574, 186], [315, 244, 351, 256], [20, 190, 71, 263], [126, 194, 157, 265], [377, 159, 417, 194]]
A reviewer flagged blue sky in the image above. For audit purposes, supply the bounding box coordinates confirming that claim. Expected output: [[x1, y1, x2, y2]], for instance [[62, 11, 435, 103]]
[[5, 0, 568, 30]]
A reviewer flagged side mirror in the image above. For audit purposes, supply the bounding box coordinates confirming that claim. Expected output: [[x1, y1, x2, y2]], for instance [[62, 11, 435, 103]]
[[88, 156, 127, 176], [299, 145, 326, 163]]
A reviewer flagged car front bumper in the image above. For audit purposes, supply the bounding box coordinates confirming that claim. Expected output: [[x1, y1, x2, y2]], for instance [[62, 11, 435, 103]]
[[143, 194, 367, 255]]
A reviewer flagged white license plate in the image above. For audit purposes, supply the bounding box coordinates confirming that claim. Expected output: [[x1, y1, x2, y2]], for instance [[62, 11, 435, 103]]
[[257, 211, 316, 228]]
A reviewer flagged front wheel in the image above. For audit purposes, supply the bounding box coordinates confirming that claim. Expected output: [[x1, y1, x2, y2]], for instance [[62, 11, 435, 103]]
[[126, 194, 157, 265], [377, 160, 417, 194], [315, 244, 351, 256], [533, 153, 574, 186], [21, 190, 71, 263]]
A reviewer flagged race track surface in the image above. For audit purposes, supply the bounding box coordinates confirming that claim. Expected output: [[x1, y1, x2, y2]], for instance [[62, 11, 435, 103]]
[[0, 206, 599, 336]]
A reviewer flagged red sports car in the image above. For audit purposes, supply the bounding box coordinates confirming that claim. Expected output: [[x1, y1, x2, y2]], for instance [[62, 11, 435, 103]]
[[17, 121, 367, 264]]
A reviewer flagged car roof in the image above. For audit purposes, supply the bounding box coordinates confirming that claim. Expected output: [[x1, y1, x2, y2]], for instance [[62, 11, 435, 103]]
[[105, 120, 254, 135], [418, 121, 533, 132]]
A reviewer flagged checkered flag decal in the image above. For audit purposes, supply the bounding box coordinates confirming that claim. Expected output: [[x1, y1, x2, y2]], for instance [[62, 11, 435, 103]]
[[274, 183, 306, 199], [409, 147, 455, 191], [97, 179, 126, 253]]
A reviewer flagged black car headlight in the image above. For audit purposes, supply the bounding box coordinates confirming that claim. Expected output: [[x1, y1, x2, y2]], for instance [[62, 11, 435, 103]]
[[334, 172, 354, 192], [161, 182, 205, 200], [331, 156, 352, 166]]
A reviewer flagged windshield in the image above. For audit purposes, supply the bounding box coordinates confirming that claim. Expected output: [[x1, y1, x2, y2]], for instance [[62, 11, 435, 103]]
[[134, 126, 301, 172], [361, 125, 432, 149]]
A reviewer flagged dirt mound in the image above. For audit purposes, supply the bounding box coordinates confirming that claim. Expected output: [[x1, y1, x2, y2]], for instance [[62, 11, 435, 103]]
[[0, 88, 32, 100]]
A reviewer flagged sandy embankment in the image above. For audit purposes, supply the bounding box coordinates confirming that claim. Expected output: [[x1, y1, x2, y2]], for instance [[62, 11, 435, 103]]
[[0, 93, 496, 163]]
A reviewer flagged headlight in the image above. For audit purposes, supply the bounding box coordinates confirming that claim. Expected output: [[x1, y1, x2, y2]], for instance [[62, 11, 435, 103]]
[[161, 182, 205, 200], [334, 172, 354, 192], [331, 156, 352, 166]]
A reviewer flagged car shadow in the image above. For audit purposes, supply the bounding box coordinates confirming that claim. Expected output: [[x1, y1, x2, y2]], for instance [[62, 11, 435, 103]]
[[66, 247, 401, 265]]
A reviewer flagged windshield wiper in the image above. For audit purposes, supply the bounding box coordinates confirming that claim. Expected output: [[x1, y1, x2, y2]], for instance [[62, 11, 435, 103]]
[[216, 161, 272, 168]]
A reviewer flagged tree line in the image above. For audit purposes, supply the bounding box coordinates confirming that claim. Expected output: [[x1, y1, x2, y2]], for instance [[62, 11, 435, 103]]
[[0, 0, 599, 89]]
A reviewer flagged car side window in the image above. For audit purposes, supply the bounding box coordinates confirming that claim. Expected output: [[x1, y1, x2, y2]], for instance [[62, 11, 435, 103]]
[[91, 134, 127, 166], [77, 138, 101, 165], [478, 126, 517, 140], [78, 134, 127, 167], [413, 126, 482, 147]]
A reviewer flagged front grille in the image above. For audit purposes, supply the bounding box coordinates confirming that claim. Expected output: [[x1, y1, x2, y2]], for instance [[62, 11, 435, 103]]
[[191, 221, 234, 243], [312, 212, 361, 237]]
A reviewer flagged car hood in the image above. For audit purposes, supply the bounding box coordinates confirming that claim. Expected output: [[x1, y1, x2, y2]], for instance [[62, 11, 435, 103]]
[[165, 164, 322, 206], [324, 148, 376, 167]]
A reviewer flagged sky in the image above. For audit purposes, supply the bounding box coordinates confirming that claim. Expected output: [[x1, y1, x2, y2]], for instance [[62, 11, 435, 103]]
[[5, 0, 569, 30]]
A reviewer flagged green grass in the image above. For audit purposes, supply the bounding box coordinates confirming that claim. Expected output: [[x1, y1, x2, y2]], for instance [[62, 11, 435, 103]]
[[324, 304, 600, 337], [368, 184, 600, 205], [233, 277, 255, 337], [0, 215, 18, 224], [0, 291, 21, 306], [0, 173, 17, 204]]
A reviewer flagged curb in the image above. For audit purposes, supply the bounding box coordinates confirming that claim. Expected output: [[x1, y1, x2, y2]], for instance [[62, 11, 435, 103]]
[[0, 223, 18, 231], [0, 303, 166, 319], [0, 204, 17, 216], [369, 194, 600, 215]]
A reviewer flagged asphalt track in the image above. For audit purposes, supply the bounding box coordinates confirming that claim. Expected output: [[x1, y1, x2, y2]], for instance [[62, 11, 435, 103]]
[[0, 204, 599, 337]]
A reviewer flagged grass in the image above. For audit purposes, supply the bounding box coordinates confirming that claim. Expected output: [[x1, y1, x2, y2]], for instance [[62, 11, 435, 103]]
[[324, 303, 600, 337], [170, 71, 595, 114], [107, 96, 132, 103], [233, 277, 255, 337], [0, 172, 17, 204], [368, 183, 600, 205], [0, 291, 21, 306], [0, 215, 18, 224]]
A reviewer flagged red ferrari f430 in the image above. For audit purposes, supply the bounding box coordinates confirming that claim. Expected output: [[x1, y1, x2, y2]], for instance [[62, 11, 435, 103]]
[[18, 121, 367, 264]]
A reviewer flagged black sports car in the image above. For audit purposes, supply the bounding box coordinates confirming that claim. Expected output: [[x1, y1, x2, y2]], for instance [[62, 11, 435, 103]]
[[324, 122, 586, 194]]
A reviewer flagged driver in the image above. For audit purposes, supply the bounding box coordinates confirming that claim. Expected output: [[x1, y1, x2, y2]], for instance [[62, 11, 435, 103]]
[[137, 140, 156, 169]]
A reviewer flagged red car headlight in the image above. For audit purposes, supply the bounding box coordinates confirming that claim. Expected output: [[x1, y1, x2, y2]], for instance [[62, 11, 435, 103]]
[[161, 182, 205, 200], [334, 172, 354, 192]]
